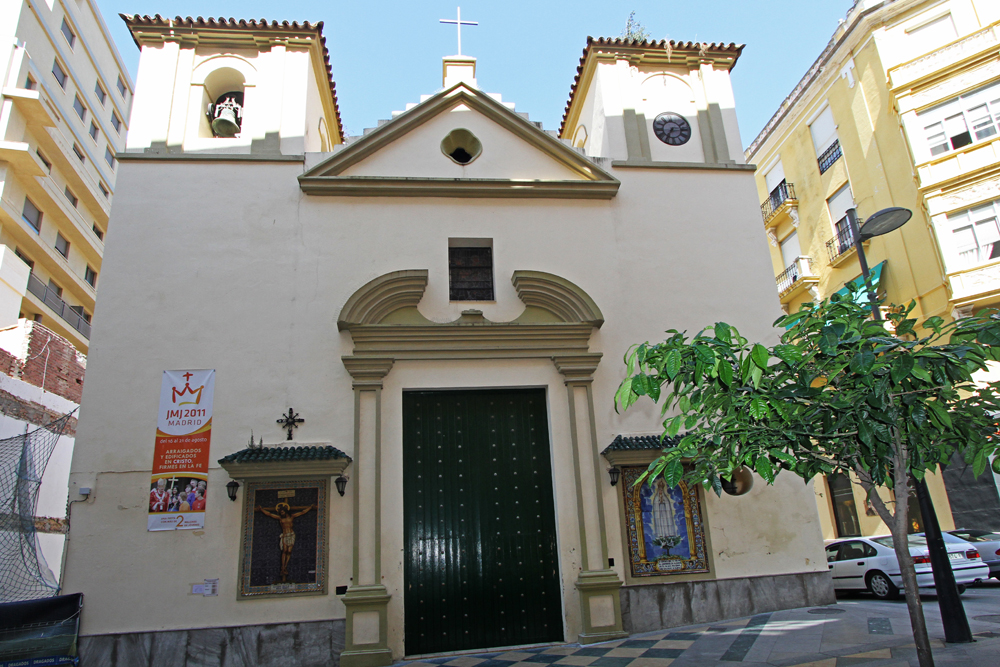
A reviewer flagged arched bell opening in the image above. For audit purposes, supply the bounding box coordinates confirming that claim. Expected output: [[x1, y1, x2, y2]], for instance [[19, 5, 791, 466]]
[[440, 128, 482, 165], [200, 67, 247, 138]]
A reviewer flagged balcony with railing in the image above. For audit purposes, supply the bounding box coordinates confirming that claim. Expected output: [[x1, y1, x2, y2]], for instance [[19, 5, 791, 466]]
[[775, 256, 819, 303], [825, 220, 865, 267], [25, 272, 91, 339], [818, 139, 843, 174], [761, 181, 797, 227]]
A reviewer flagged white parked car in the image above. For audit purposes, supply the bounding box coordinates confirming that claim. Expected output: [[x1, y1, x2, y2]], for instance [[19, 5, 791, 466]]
[[825, 533, 990, 599], [948, 529, 1000, 579]]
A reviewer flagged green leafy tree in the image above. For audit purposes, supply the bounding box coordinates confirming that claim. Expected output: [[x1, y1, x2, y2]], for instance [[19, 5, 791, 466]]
[[620, 11, 650, 42], [615, 294, 1000, 667]]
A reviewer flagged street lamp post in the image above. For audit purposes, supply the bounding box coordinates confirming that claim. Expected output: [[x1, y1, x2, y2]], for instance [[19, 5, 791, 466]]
[[846, 207, 973, 644]]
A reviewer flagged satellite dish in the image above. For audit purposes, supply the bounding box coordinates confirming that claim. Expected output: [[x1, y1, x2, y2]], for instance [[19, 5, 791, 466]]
[[859, 207, 912, 240]]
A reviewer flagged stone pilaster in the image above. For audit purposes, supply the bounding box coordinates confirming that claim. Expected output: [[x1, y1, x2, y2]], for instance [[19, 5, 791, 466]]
[[553, 354, 627, 644], [340, 356, 394, 667]]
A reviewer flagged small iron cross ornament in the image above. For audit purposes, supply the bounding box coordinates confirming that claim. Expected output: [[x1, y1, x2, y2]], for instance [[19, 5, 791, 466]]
[[277, 408, 304, 441]]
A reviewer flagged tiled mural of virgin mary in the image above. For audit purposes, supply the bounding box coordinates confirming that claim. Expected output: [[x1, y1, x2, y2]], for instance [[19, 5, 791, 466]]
[[622, 465, 709, 577]]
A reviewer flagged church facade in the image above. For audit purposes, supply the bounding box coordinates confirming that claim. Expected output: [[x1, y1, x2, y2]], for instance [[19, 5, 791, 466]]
[[62, 16, 833, 666]]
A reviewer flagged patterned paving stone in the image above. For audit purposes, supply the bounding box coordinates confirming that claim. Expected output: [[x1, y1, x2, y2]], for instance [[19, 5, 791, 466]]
[[624, 659, 674, 667], [603, 648, 648, 658], [552, 656, 598, 666], [639, 649, 684, 659], [652, 640, 695, 650], [589, 657, 637, 667]]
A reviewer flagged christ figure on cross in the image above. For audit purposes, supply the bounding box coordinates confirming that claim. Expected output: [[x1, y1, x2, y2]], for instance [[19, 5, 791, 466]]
[[256, 502, 315, 582], [440, 7, 478, 55]]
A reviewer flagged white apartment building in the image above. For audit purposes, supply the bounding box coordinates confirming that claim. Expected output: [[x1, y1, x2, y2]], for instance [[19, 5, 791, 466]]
[[0, 0, 132, 353]]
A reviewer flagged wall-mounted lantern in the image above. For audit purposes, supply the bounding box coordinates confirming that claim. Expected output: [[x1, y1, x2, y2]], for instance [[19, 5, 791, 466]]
[[335, 475, 349, 497], [226, 479, 240, 502], [607, 466, 621, 487], [721, 466, 754, 496]]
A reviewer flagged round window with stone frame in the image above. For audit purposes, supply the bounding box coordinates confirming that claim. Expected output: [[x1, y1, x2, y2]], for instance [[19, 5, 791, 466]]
[[441, 128, 483, 165], [653, 112, 692, 146]]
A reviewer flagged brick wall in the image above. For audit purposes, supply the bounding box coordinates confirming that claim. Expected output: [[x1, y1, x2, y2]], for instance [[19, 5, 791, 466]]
[[0, 321, 85, 404], [19, 323, 86, 404]]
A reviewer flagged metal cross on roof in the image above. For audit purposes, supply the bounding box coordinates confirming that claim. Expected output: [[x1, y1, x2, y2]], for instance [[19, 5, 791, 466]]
[[277, 408, 304, 441], [440, 6, 478, 56]]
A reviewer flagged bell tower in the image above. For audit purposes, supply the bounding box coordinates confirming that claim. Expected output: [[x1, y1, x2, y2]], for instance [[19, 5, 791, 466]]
[[122, 15, 343, 155], [560, 38, 745, 166]]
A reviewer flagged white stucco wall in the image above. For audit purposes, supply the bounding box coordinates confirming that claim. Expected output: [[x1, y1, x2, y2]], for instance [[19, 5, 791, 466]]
[[64, 111, 827, 643]]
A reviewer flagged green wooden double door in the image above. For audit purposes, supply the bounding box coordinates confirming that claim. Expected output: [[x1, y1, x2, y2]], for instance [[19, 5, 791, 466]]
[[403, 389, 563, 655]]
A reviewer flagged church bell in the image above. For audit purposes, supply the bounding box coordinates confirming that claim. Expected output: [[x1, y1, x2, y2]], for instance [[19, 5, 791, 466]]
[[208, 91, 244, 137]]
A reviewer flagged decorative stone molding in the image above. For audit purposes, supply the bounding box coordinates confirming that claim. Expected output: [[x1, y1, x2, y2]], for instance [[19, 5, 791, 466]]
[[338, 271, 429, 330], [937, 179, 1000, 214], [910, 60, 1000, 110], [300, 83, 620, 200], [890, 25, 998, 91], [512, 271, 605, 326], [338, 270, 604, 368], [553, 353, 603, 382], [341, 357, 395, 388], [767, 230, 778, 247], [789, 208, 799, 227]]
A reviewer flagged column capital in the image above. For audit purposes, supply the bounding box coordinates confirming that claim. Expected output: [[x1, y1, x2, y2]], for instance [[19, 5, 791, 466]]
[[343, 356, 394, 388], [553, 353, 602, 383]]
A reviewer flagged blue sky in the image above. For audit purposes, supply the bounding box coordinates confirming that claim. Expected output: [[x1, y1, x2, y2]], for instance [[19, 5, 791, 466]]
[[96, 1, 852, 149]]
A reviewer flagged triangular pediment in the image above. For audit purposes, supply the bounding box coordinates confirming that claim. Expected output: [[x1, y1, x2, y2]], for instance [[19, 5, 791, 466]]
[[299, 84, 619, 199]]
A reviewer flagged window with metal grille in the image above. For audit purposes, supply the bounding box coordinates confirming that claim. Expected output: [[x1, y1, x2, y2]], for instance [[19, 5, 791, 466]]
[[449, 246, 494, 301]]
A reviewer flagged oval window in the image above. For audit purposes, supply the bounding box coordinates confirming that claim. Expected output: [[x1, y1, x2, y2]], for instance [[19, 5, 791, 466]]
[[441, 129, 482, 165]]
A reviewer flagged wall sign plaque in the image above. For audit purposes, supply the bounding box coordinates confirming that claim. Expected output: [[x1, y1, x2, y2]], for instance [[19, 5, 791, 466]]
[[239, 479, 327, 598], [621, 465, 709, 577]]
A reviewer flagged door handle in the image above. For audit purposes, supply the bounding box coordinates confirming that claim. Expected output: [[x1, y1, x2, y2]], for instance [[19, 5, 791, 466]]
[[857, 562, 865, 566]]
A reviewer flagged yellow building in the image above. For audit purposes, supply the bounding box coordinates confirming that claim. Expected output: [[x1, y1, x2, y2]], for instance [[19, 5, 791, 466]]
[[745, 0, 1000, 540], [0, 0, 132, 352]]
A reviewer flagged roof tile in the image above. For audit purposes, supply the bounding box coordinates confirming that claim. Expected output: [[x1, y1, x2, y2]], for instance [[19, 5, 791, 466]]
[[601, 433, 679, 455], [218, 444, 351, 464]]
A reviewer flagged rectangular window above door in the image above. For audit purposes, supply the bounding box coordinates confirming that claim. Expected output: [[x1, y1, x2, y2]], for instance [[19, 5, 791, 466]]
[[448, 244, 494, 301]]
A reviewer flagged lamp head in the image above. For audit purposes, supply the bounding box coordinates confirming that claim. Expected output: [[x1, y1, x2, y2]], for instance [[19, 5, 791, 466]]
[[721, 466, 754, 496], [225, 479, 239, 502], [859, 207, 912, 240]]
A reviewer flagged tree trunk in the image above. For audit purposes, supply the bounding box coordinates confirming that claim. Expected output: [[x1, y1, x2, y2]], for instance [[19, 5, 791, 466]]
[[857, 447, 934, 667], [890, 440, 935, 667]]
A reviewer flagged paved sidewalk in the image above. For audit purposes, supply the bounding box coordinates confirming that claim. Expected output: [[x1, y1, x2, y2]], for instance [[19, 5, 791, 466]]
[[399, 589, 1000, 667]]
